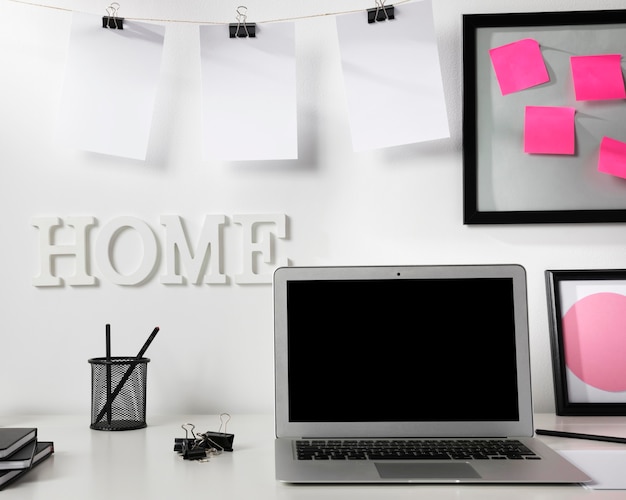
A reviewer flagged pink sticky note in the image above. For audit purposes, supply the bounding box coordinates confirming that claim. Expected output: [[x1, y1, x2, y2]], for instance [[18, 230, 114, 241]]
[[524, 106, 576, 155], [598, 136, 626, 179], [489, 38, 549, 95], [571, 54, 626, 101]]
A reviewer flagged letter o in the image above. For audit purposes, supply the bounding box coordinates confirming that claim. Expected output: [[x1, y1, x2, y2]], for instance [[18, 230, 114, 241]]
[[95, 216, 158, 285]]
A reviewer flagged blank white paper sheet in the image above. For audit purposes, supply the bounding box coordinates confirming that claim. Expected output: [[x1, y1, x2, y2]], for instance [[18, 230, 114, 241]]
[[57, 13, 165, 160], [336, 0, 449, 151], [560, 450, 626, 490], [199, 22, 297, 161]]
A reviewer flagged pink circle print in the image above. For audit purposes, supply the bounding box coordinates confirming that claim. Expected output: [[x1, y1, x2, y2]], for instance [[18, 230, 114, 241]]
[[562, 292, 626, 392]]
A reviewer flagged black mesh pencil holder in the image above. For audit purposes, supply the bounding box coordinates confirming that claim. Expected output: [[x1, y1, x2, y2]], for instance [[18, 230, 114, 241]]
[[89, 356, 150, 431]]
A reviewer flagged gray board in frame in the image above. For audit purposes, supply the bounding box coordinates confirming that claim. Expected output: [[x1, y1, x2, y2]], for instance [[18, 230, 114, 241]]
[[463, 10, 626, 224]]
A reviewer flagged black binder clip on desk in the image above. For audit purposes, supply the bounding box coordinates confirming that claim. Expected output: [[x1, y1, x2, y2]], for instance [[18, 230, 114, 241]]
[[229, 5, 256, 38], [199, 413, 235, 452], [174, 424, 213, 461], [367, 0, 395, 23], [102, 2, 124, 29], [174, 423, 199, 454]]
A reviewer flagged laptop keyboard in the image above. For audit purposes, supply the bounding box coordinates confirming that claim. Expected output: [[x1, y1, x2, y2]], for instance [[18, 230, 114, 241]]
[[295, 439, 541, 461]]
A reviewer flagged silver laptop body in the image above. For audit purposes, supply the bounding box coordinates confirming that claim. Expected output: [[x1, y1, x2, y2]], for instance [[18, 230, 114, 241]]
[[273, 264, 591, 484]]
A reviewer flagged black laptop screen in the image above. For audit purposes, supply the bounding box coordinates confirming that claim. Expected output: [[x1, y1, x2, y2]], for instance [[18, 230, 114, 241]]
[[286, 278, 520, 422]]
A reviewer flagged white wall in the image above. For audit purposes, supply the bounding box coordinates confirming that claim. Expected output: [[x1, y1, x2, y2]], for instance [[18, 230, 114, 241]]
[[2, 0, 626, 417]]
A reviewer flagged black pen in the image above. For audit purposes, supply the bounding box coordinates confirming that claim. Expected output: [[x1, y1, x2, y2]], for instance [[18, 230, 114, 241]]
[[536, 428, 626, 444]]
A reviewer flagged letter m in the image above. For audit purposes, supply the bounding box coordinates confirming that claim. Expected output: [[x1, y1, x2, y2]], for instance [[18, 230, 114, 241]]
[[160, 215, 226, 285]]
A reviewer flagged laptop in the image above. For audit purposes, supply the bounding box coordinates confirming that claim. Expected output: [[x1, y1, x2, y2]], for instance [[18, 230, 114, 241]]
[[273, 264, 591, 484]]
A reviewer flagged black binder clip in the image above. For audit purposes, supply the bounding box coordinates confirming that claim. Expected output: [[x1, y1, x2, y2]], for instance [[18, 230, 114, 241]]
[[367, 0, 395, 23], [181, 439, 208, 461], [102, 2, 124, 29], [174, 423, 198, 453], [229, 6, 256, 38], [199, 413, 235, 452], [175, 424, 209, 461]]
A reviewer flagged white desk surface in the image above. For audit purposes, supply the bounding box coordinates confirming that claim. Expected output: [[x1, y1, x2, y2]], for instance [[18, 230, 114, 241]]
[[2, 413, 626, 499]]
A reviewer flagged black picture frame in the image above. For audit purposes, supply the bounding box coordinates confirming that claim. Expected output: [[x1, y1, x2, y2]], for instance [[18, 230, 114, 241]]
[[545, 269, 626, 415], [463, 10, 626, 224]]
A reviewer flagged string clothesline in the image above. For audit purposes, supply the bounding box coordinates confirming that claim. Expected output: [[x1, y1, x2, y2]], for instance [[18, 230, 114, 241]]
[[7, 0, 413, 25]]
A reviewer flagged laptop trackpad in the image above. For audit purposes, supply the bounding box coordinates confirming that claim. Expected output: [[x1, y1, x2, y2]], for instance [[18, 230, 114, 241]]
[[375, 462, 481, 479]]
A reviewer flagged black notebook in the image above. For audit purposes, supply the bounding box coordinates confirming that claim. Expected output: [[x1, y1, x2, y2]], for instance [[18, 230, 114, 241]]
[[0, 439, 36, 470], [0, 441, 54, 491], [0, 428, 36, 459]]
